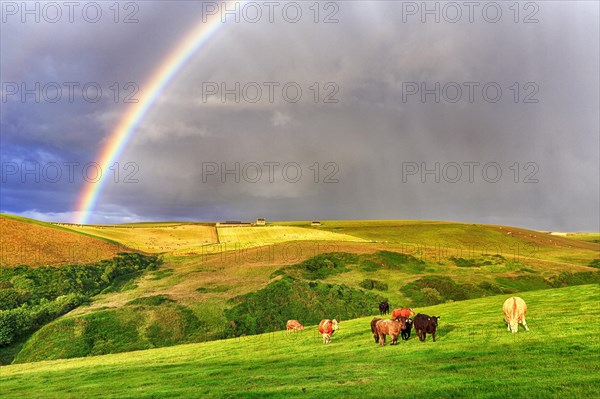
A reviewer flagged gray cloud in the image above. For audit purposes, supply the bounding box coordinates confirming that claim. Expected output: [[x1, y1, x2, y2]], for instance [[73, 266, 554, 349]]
[[1, 1, 598, 231]]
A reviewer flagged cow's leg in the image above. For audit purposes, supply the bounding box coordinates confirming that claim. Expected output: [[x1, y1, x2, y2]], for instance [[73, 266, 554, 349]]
[[507, 322, 511, 331], [379, 333, 385, 346], [522, 317, 530, 331], [432, 331, 436, 342]]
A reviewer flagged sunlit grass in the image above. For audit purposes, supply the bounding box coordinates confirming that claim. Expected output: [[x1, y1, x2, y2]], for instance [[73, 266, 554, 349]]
[[1, 285, 598, 399]]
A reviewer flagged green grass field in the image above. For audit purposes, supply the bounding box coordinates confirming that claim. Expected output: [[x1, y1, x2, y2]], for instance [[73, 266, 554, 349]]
[[1, 285, 598, 399], [2, 215, 599, 398]]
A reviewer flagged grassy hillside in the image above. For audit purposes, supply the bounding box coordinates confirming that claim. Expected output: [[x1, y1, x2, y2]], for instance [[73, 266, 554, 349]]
[[1, 285, 598, 399], [0, 215, 125, 267], [61, 223, 218, 254], [216, 225, 365, 245], [566, 232, 600, 244], [2, 216, 598, 365]]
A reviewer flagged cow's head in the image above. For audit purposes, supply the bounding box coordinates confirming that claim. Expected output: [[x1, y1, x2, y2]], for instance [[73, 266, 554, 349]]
[[409, 308, 416, 317], [332, 319, 339, 331], [397, 316, 408, 329], [430, 316, 440, 327], [508, 319, 519, 333]]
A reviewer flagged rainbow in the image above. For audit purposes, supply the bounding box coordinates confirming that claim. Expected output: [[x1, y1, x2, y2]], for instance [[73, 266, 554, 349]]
[[74, 1, 243, 224]]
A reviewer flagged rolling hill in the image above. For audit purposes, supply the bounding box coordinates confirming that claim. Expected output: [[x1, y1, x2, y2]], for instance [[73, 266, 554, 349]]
[[0, 215, 125, 267], [1, 284, 598, 399], [1, 216, 598, 368]]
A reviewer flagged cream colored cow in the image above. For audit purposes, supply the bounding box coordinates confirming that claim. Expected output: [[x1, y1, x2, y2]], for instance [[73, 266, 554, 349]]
[[502, 297, 530, 333]]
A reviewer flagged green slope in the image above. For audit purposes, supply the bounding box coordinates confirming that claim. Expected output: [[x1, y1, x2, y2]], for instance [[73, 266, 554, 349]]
[[1, 285, 598, 399]]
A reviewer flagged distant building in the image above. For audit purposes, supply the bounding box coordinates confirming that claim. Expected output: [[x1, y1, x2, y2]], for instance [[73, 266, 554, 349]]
[[311, 221, 322, 226], [256, 218, 266, 226]]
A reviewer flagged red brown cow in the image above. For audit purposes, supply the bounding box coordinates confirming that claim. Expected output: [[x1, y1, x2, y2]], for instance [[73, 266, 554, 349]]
[[370, 317, 382, 343], [286, 320, 304, 334], [391, 308, 415, 320], [413, 313, 440, 342], [503, 297, 529, 333], [375, 318, 406, 346], [318, 319, 339, 344]]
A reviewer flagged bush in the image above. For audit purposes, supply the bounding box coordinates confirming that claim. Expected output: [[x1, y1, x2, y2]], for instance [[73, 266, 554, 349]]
[[273, 253, 358, 280], [546, 271, 600, 288], [359, 279, 388, 291], [0, 253, 161, 348], [225, 276, 384, 336], [0, 289, 30, 310], [420, 288, 444, 305], [449, 257, 477, 267], [400, 276, 487, 307], [0, 308, 31, 346], [374, 251, 426, 273], [127, 295, 175, 306], [450, 254, 506, 267], [589, 259, 600, 269]]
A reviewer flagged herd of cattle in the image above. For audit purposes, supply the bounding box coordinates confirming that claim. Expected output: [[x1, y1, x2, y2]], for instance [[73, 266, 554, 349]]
[[285, 296, 530, 345]]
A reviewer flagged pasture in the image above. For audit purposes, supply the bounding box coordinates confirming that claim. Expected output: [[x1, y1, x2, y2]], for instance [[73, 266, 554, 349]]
[[0, 215, 121, 267], [1, 285, 598, 399], [61, 223, 219, 254], [215, 225, 366, 246]]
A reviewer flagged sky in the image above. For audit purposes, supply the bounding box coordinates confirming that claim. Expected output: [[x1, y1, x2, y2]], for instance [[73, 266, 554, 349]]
[[1, 1, 599, 231]]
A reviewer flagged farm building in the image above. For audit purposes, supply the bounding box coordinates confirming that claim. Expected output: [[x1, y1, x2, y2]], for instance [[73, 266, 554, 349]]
[[256, 218, 266, 225], [311, 221, 322, 226]]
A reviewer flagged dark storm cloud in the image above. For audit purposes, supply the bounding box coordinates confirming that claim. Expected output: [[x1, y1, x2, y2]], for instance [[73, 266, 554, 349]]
[[1, 1, 598, 231]]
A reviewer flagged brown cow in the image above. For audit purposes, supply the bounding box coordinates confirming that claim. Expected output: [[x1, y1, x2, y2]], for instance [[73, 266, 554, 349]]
[[370, 317, 382, 343], [391, 308, 415, 320], [375, 318, 406, 346], [503, 297, 529, 333], [318, 319, 339, 344], [286, 320, 304, 334], [413, 313, 440, 342]]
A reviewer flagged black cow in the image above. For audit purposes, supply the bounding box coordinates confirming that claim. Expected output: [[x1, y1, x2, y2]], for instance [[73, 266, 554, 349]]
[[400, 317, 413, 341], [370, 317, 382, 343], [413, 313, 440, 342], [379, 301, 390, 316]]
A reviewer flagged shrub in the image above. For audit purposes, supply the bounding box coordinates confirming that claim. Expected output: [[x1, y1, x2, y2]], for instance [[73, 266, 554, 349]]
[[0, 308, 31, 346], [420, 288, 444, 305], [546, 271, 600, 288], [0, 289, 30, 310], [359, 279, 388, 291], [375, 251, 426, 273], [400, 276, 487, 307], [0, 253, 161, 349], [449, 257, 477, 267], [225, 276, 384, 336], [589, 259, 600, 269], [273, 253, 358, 280], [127, 295, 175, 306]]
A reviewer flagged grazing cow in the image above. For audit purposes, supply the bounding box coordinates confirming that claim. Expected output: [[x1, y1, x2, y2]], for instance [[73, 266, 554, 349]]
[[375, 318, 406, 346], [502, 297, 529, 333], [318, 319, 339, 344], [399, 316, 412, 341], [370, 317, 382, 343], [286, 320, 304, 334], [413, 313, 440, 342], [379, 301, 390, 315], [391, 308, 415, 320]]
